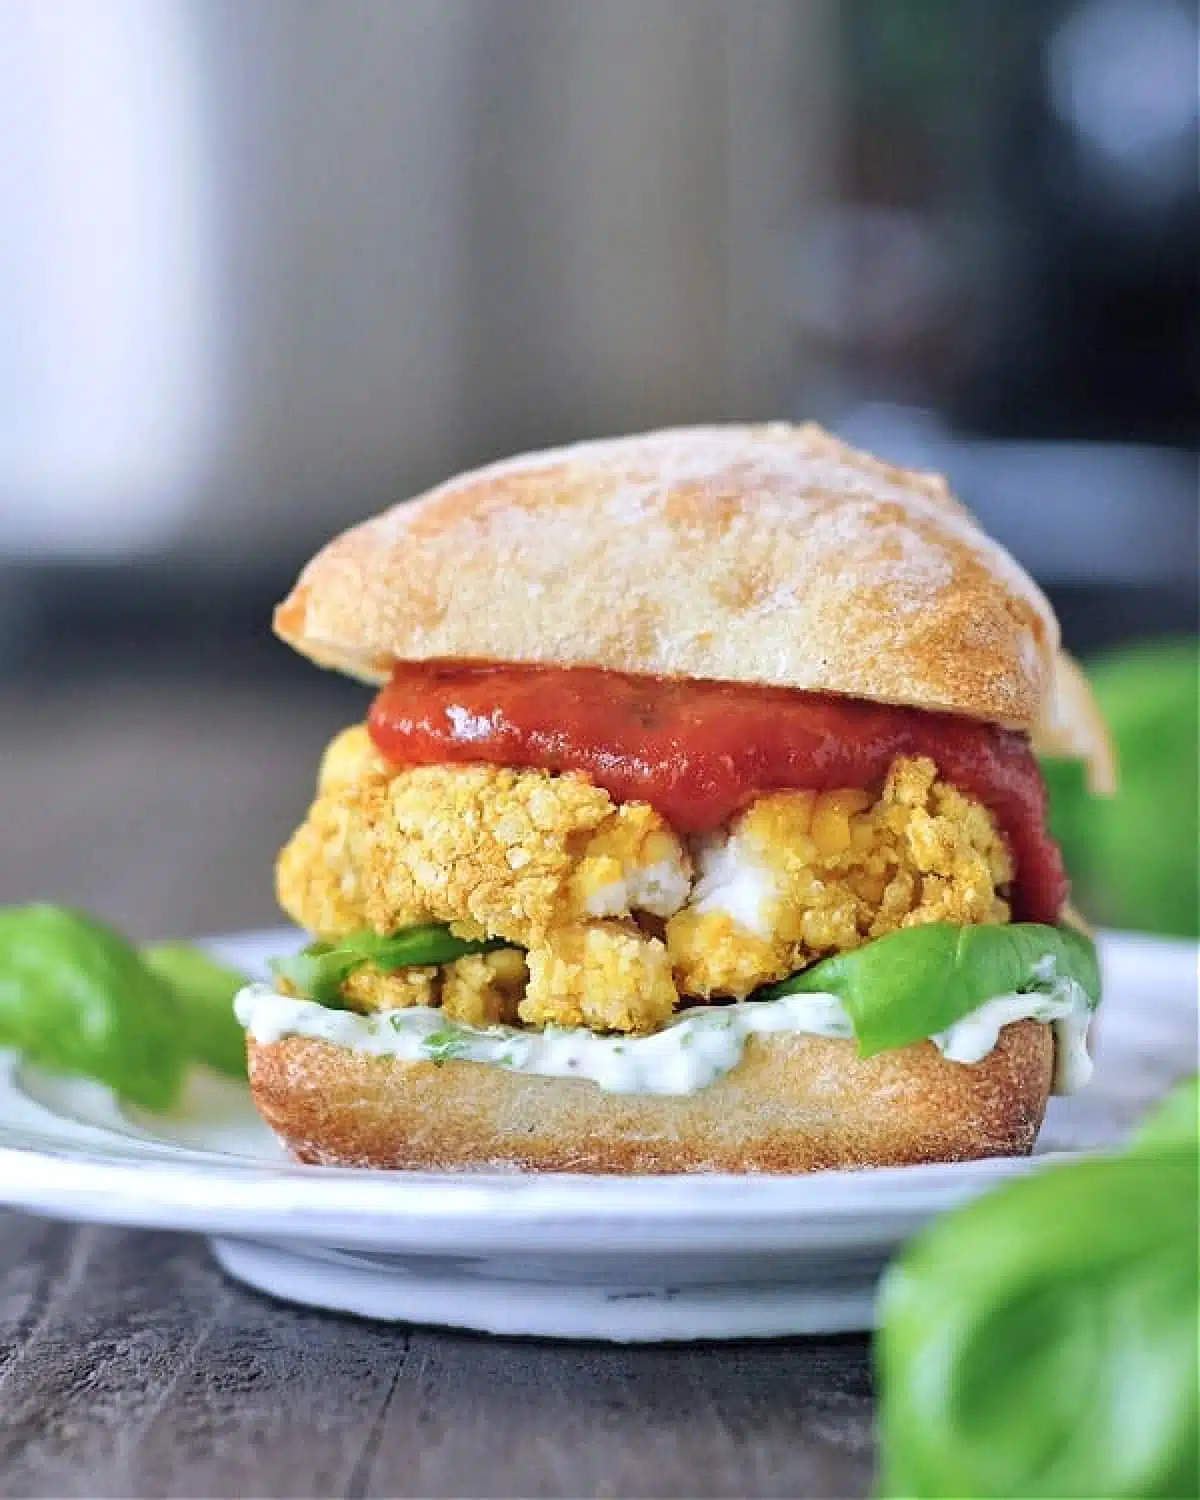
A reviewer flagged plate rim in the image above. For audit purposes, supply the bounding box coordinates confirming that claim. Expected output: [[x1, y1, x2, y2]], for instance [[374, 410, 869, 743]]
[[0, 1135, 1060, 1250], [0, 925, 1193, 1253]]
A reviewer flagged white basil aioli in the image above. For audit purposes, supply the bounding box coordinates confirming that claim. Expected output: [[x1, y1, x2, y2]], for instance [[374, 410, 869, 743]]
[[235, 978, 1093, 1097]]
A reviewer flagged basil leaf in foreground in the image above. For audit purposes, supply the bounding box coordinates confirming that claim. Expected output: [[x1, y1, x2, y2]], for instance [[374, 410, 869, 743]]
[[876, 1105, 1199, 1498], [271, 924, 508, 1004], [1134, 1073, 1199, 1152], [143, 943, 248, 1078], [760, 922, 1100, 1056], [0, 904, 186, 1111]]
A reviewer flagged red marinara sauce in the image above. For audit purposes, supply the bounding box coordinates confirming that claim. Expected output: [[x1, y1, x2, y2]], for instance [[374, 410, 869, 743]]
[[367, 662, 1067, 923]]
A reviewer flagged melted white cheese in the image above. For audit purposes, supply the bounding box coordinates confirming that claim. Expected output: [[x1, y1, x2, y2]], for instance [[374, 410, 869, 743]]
[[688, 833, 776, 937], [236, 978, 1093, 1097], [583, 859, 692, 920]]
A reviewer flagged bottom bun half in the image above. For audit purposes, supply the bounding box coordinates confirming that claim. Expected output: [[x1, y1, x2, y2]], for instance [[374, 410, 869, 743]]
[[246, 1021, 1053, 1174]]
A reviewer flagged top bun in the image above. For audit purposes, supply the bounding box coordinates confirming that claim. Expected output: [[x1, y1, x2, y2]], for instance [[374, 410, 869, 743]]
[[275, 423, 1060, 728]]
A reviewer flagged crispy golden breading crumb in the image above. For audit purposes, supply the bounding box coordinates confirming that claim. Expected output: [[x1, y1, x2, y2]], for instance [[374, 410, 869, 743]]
[[281, 737, 691, 951], [666, 756, 1013, 998], [569, 802, 693, 919], [360, 763, 689, 946], [337, 949, 526, 1026], [276, 731, 690, 1032], [275, 777, 387, 939], [441, 949, 527, 1026], [318, 723, 391, 791], [521, 922, 678, 1033], [663, 913, 782, 1002], [342, 963, 439, 1012]]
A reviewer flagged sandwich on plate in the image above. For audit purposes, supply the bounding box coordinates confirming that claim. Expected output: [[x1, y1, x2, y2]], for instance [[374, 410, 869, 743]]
[[236, 423, 1114, 1172]]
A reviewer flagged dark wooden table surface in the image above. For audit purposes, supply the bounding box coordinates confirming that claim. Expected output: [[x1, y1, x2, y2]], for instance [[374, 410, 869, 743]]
[[0, 677, 1188, 1498], [0, 1213, 875, 1499]]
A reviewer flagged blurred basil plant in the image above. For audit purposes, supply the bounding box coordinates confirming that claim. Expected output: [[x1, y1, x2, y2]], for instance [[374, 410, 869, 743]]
[[1043, 639, 1199, 937]]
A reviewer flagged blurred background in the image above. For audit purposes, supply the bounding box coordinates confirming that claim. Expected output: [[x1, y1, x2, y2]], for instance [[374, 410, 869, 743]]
[[2, 0, 1196, 938]]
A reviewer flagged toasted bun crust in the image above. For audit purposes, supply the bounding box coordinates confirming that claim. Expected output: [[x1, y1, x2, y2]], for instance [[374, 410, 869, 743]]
[[246, 1021, 1054, 1174], [275, 424, 1060, 729]]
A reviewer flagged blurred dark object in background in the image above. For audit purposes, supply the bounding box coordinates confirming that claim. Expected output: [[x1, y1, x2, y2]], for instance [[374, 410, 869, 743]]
[[794, 0, 1198, 659], [1, 0, 1195, 683], [0, 0, 1193, 690], [800, 0, 1198, 446]]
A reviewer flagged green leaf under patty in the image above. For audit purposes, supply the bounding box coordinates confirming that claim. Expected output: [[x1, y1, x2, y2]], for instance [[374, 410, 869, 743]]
[[271, 924, 508, 1005], [758, 922, 1101, 1056]]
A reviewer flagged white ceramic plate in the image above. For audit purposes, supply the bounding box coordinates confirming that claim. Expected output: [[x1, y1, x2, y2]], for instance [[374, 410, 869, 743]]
[[0, 929, 1194, 1340]]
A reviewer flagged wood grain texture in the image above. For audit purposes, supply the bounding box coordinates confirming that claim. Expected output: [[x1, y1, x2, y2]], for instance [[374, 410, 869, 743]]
[[0, 1214, 875, 1499]]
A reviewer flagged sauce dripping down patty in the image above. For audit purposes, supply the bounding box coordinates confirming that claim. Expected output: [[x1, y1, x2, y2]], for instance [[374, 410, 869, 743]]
[[368, 662, 1067, 924]]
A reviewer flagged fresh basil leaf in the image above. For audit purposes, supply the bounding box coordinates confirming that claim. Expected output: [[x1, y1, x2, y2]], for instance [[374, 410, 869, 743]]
[[0, 904, 186, 1111], [1044, 641, 1198, 938], [367, 924, 507, 971], [877, 1144, 1199, 1498], [270, 924, 508, 1004], [269, 943, 359, 1007], [760, 923, 1100, 1057], [143, 944, 249, 1078], [1133, 1074, 1199, 1153]]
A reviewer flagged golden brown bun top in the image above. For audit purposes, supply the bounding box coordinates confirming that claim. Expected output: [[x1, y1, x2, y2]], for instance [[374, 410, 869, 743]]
[[276, 422, 1062, 728]]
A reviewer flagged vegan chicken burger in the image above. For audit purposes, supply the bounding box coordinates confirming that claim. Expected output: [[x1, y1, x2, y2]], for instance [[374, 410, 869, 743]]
[[236, 423, 1114, 1172]]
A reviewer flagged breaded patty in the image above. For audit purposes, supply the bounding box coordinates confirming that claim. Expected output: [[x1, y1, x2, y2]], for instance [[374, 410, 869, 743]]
[[276, 727, 691, 1030], [361, 764, 690, 945], [343, 948, 528, 1026], [666, 757, 1013, 998], [277, 728, 1014, 1032], [521, 921, 677, 1032], [278, 729, 690, 943]]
